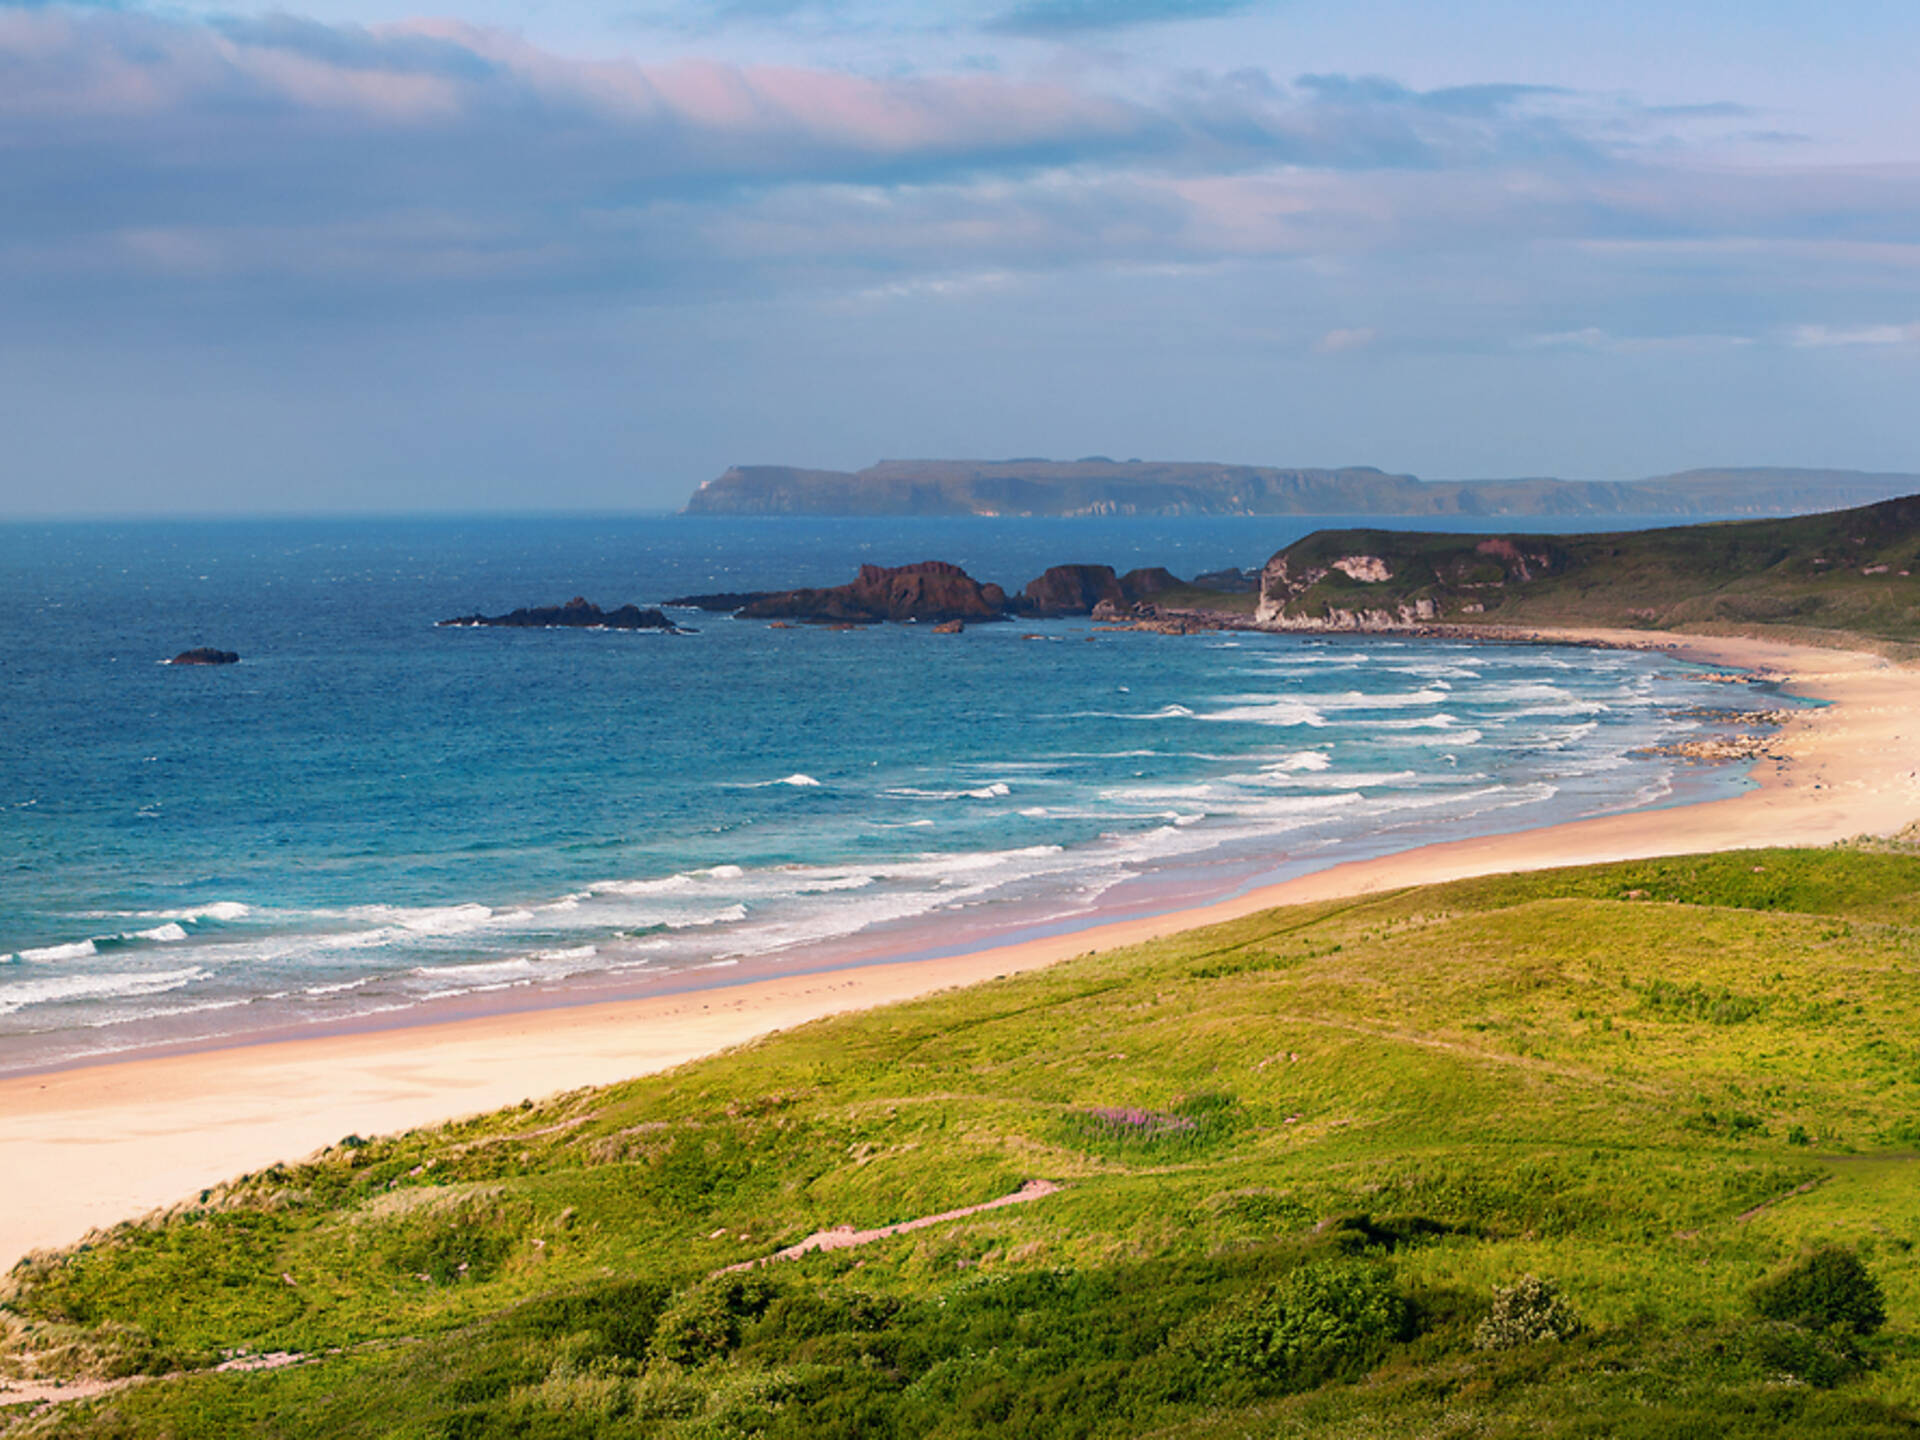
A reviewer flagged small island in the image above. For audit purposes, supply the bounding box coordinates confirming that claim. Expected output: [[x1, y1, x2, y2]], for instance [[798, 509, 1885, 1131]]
[[166, 648, 240, 665]]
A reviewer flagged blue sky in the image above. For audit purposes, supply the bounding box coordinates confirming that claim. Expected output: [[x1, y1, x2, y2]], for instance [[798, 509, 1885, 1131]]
[[1, 0, 1916, 512]]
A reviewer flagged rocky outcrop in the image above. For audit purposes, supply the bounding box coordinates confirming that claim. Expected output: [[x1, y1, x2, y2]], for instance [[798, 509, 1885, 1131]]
[[438, 597, 685, 631], [1255, 552, 1438, 630], [168, 648, 239, 665], [737, 561, 1007, 625], [1018, 564, 1125, 616], [662, 591, 770, 612], [1251, 529, 1577, 630], [1255, 597, 1440, 630], [1119, 567, 1179, 599], [1015, 564, 1180, 616], [1330, 555, 1393, 583], [931, 619, 966, 634]]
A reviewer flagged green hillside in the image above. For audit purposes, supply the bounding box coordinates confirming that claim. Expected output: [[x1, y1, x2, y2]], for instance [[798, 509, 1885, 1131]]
[[1259, 494, 1920, 644], [9, 847, 1920, 1437]]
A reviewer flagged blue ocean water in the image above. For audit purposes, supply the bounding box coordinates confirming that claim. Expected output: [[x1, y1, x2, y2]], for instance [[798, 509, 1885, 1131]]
[[0, 514, 1795, 1072]]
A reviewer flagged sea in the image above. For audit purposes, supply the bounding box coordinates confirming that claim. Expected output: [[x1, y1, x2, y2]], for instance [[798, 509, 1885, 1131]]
[[0, 513, 1801, 1075]]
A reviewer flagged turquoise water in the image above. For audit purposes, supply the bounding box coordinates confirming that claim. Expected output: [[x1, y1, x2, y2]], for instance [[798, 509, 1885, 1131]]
[[0, 515, 1791, 1071]]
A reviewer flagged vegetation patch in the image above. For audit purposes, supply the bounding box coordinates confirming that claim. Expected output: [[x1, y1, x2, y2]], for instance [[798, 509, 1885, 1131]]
[[9, 847, 1920, 1437]]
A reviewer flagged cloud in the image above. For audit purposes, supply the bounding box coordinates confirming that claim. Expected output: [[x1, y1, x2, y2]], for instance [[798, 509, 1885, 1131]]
[[1, 3, 1916, 361], [1314, 326, 1375, 352], [1790, 322, 1920, 347], [986, 0, 1261, 37], [1518, 328, 1758, 354]]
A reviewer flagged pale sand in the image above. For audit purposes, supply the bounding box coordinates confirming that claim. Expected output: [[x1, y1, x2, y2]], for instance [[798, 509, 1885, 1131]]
[[4, 629, 1917, 1272]]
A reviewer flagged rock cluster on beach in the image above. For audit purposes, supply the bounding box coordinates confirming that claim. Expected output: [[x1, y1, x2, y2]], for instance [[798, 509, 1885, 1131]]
[[438, 597, 687, 631], [167, 648, 240, 665], [1636, 733, 1784, 763]]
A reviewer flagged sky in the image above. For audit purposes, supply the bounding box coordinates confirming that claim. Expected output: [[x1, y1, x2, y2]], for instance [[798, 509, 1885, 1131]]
[[1, 0, 1917, 513]]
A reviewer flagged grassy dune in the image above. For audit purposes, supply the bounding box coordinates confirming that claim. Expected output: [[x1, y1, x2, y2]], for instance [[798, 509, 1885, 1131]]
[[9, 848, 1920, 1436]]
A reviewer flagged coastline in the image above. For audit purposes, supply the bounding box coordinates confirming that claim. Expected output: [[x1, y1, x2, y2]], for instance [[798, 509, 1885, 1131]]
[[4, 628, 1915, 1273]]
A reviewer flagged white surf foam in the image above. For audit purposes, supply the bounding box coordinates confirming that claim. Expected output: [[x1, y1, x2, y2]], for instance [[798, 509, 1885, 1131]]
[[20, 940, 97, 962], [883, 782, 1012, 800], [1380, 728, 1484, 748], [1196, 701, 1328, 727], [1312, 686, 1453, 711], [0, 967, 206, 1017], [1264, 750, 1333, 771]]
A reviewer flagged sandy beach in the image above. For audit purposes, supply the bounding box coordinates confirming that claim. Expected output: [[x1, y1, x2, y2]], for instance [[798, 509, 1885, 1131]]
[[5, 628, 1917, 1273]]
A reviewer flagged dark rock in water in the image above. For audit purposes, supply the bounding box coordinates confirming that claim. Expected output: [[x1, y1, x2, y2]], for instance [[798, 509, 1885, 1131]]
[[168, 648, 240, 666], [1189, 567, 1259, 593], [438, 596, 686, 631], [931, 618, 965, 634], [1015, 564, 1177, 616], [662, 591, 771, 612], [1118, 567, 1179, 599], [1016, 563, 1125, 616], [739, 561, 1007, 625]]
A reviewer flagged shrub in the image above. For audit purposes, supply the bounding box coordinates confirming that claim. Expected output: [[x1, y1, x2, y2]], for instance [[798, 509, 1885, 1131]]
[[1473, 1274, 1582, 1350], [1324, 1213, 1454, 1255], [1742, 1320, 1867, 1388], [1749, 1246, 1886, 1335], [504, 1278, 671, 1361], [651, 1273, 782, 1366], [1199, 1261, 1410, 1387]]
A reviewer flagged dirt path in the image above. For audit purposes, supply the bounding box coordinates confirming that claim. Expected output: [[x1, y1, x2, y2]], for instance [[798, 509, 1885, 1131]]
[[721, 1179, 1062, 1274], [1733, 1176, 1827, 1224], [0, 1376, 130, 1410]]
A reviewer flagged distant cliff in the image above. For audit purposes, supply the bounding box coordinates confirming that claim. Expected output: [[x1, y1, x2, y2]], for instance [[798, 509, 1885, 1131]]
[[683, 459, 1920, 519]]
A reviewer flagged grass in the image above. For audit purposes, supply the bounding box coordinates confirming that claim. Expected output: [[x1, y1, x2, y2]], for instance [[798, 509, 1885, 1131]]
[[8, 846, 1920, 1436]]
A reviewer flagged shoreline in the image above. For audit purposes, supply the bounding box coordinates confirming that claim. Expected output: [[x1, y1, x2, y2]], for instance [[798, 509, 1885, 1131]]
[[3, 627, 1916, 1272]]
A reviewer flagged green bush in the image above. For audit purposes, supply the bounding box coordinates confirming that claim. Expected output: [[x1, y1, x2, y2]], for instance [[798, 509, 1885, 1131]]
[[1750, 1247, 1886, 1335], [650, 1273, 781, 1367], [1197, 1261, 1410, 1387], [502, 1278, 671, 1361], [1742, 1319, 1868, 1388], [1324, 1212, 1455, 1255], [1473, 1273, 1583, 1349]]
